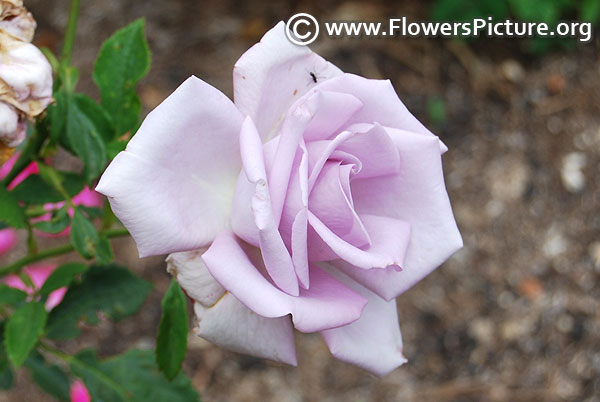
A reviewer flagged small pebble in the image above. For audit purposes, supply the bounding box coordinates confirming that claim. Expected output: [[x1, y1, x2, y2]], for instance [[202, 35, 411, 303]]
[[561, 152, 587, 193]]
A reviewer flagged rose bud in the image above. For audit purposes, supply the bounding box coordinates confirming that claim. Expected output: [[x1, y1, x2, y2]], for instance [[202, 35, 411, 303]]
[[0, 0, 52, 161]]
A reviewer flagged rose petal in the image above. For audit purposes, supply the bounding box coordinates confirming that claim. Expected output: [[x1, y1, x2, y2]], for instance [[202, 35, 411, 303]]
[[320, 264, 407, 376], [290, 208, 309, 289], [233, 21, 342, 140], [193, 294, 297, 365], [344, 129, 462, 300], [335, 123, 400, 179], [301, 90, 363, 142], [0, 103, 19, 139], [239, 117, 299, 296], [202, 231, 367, 333], [308, 212, 410, 270], [309, 162, 370, 248], [166, 250, 225, 306], [316, 74, 448, 152], [167, 246, 297, 365], [277, 142, 310, 289], [0, 41, 53, 116], [267, 95, 315, 226], [306, 130, 355, 192], [96, 76, 244, 257]]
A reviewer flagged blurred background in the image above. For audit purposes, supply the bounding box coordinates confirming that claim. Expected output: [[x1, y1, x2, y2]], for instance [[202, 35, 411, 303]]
[[3, 0, 599, 401]]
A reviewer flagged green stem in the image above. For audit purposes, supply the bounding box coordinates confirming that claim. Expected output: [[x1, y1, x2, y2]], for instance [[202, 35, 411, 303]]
[[25, 221, 38, 255], [26, 205, 50, 218], [61, 0, 80, 65], [0, 227, 130, 277]]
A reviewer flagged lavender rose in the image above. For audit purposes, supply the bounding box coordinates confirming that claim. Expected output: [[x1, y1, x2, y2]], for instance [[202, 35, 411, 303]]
[[96, 22, 462, 376]]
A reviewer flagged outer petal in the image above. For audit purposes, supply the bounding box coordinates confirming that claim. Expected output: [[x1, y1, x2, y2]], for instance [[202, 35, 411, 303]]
[[233, 21, 343, 140], [193, 295, 297, 365], [167, 249, 297, 365], [0, 102, 18, 139], [316, 74, 448, 152], [166, 250, 225, 306], [344, 129, 463, 300], [202, 231, 367, 333], [320, 264, 407, 377], [0, 40, 53, 116], [96, 76, 244, 257]]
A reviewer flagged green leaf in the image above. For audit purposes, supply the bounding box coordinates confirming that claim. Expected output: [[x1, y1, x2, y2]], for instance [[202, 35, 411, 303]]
[[0, 186, 26, 229], [48, 89, 67, 143], [10, 172, 85, 204], [95, 235, 114, 265], [0, 324, 14, 390], [71, 349, 199, 402], [33, 206, 70, 234], [4, 302, 48, 367], [93, 19, 150, 136], [507, 0, 570, 24], [46, 264, 151, 339], [427, 96, 446, 127], [106, 139, 128, 160], [156, 279, 188, 380], [74, 94, 116, 143], [70, 207, 99, 259], [0, 284, 27, 305], [39, 262, 88, 297], [431, 0, 508, 21], [78, 205, 104, 220], [65, 94, 107, 183], [25, 351, 70, 401], [581, 0, 600, 22]]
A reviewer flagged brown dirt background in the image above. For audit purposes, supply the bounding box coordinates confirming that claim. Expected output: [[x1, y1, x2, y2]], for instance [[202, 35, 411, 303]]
[[1, 0, 599, 401]]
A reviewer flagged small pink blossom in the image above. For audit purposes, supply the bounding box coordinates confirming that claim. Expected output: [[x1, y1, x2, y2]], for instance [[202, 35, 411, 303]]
[[2, 264, 66, 310], [0, 152, 39, 189], [97, 22, 462, 376], [69, 380, 91, 402], [0, 227, 17, 255]]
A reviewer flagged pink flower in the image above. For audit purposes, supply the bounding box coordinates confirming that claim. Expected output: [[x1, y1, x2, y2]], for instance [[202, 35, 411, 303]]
[[96, 22, 462, 376], [2, 264, 66, 310], [69, 380, 91, 402], [0, 227, 17, 255], [0, 152, 39, 189]]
